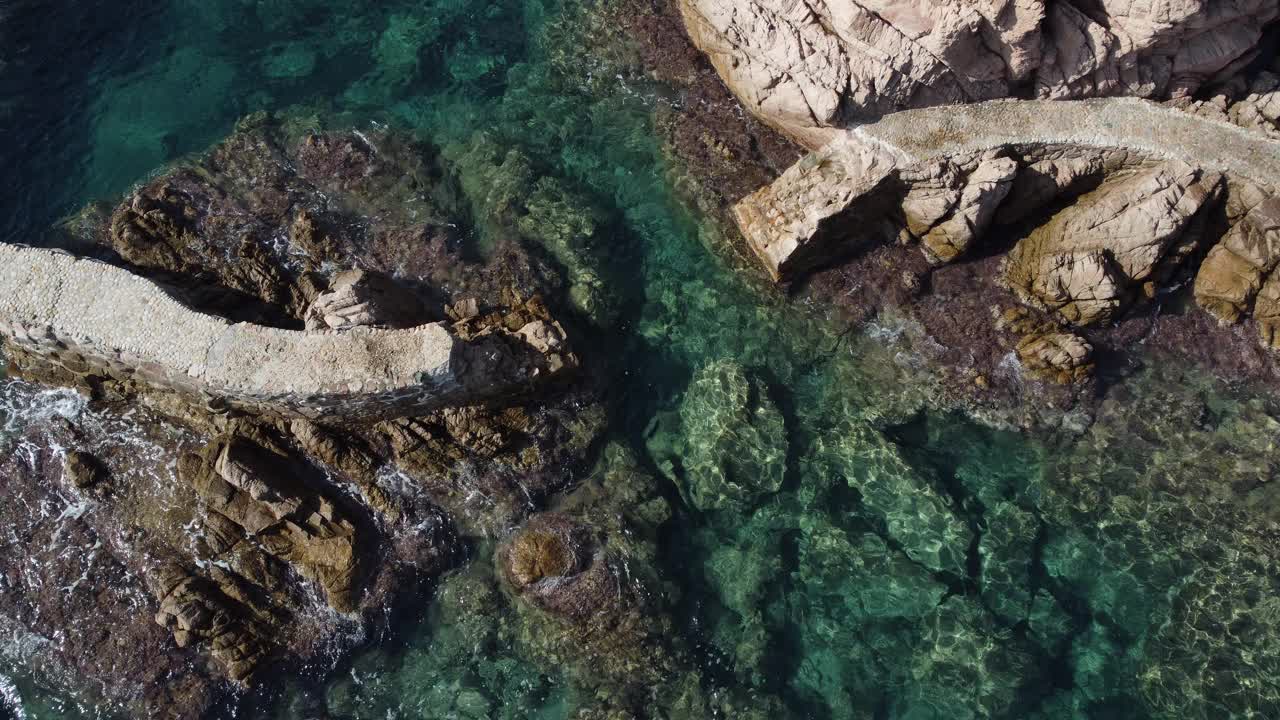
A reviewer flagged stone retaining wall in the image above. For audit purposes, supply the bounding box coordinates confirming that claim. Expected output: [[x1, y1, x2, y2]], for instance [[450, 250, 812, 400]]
[[0, 244, 569, 420]]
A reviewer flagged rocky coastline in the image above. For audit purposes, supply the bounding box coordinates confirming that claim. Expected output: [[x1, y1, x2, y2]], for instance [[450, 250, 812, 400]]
[[6, 1, 1280, 718], [0, 114, 621, 718], [619, 0, 1280, 430]]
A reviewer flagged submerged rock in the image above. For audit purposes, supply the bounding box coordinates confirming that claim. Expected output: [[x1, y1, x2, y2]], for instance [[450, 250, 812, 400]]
[[809, 420, 971, 575], [674, 359, 788, 512]]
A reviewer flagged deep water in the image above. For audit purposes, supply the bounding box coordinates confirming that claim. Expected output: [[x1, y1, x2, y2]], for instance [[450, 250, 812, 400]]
[[3, 1, 1280, 719]]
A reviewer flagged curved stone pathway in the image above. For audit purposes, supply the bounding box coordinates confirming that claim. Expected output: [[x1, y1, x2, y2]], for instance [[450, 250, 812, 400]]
[[0, 244, 569, 419], [737, 98, 1280, 280]]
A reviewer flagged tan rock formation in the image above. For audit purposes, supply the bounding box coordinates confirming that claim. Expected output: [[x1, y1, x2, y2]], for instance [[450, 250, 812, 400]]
[[679, 0, 1279, 147], [902, 151, 1019, 264], [1015, 332, 1094, 384], [732, 134, 903, 279], [1194, 190, 1280, 324], [734, 99, 1280, 283], [1004, 162, 1223, 326], [303, 269, 425, 331]]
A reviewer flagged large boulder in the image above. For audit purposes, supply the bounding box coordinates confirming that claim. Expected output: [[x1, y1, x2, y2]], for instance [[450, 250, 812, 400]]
[[679, 0, 1280, 147], [1003, 161, 1223, 326], [1193, 189, 1280, 325], [902, 151, 1019, 264]]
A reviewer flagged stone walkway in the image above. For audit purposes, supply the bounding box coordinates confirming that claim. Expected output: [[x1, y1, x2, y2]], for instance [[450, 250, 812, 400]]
[[0, 244, 469, 419]]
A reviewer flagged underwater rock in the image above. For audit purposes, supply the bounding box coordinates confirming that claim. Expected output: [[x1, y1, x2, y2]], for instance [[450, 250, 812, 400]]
[[808, 420, 970, 575], [899, 596, 1036, 719], [675, 359, 788, 512], [978, 501, 1039, 623], [678, 0, 1279, 147]]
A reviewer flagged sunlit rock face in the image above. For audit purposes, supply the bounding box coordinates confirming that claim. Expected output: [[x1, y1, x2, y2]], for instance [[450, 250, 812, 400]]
[[731, 97, 1280, 387], [678, 0, 1280, 147]]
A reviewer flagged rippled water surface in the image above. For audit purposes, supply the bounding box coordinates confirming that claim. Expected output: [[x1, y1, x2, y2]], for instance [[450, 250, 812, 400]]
[[4, 1, 1280, 719]]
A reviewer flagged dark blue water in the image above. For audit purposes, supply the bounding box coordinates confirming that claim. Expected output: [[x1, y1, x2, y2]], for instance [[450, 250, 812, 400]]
[[2, 1, 1279, 718]]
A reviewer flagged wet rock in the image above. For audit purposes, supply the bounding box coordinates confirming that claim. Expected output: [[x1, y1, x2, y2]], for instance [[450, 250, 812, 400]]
[[1015, 332, 1094, 385], [288, 418, 400, 522], [303, 269, 427, 331], [674, 359, 787, 512], [151, 565, 272, 684], [4, 111, 604, 717], [678, 0, 1279, 147], [1003, 162, 1222, 326], [187, 436, 361, 613], [62, 449, 103, 488], [491, 447, 717, 715], [979, 502, 1039, 623]]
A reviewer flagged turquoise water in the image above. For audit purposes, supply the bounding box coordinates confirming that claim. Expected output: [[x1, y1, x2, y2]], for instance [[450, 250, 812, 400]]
[[3, 1, 1280, 718]]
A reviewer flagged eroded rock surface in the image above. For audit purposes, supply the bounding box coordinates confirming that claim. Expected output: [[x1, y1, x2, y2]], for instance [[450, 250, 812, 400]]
[[1004, 161, 1222, 326], [679, 0, 1280, 146]]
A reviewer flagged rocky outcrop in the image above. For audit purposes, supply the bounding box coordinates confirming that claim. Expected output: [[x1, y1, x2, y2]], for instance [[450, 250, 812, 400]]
[[679, 0, 1280, 147], [733, 98, 1280, 368], [903, 151, 1019, 265], [1193, 191, 1280, 324], [1003, 162, 1223, 326], [0, 245, 576, 420], [0, 114, 606, 718], [736, 98, 1280, 282]]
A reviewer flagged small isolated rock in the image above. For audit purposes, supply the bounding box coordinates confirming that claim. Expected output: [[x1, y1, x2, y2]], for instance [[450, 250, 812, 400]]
[[1016, 332, 1094, 384], [445, 297, 480, 322], [63, 450, 103, 489], [304, 269, 424, 331]]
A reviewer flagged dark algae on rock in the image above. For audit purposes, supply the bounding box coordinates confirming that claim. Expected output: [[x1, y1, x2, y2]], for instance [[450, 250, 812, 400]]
[[4, 0, 1280, 719]]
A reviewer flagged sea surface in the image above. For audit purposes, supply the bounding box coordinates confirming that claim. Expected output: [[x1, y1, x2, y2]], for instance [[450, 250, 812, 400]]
[[2, 1, 1279, 718]]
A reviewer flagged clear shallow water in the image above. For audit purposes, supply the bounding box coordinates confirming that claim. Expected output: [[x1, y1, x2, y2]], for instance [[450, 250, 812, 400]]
[[3, 1, 1280, 718]]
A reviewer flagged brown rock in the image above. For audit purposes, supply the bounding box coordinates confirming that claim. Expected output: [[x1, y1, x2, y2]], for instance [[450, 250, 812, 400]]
[[1016, 332, 1095, 384], [63, 450, 103, 488], [1004, 161, 1223, 326]]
